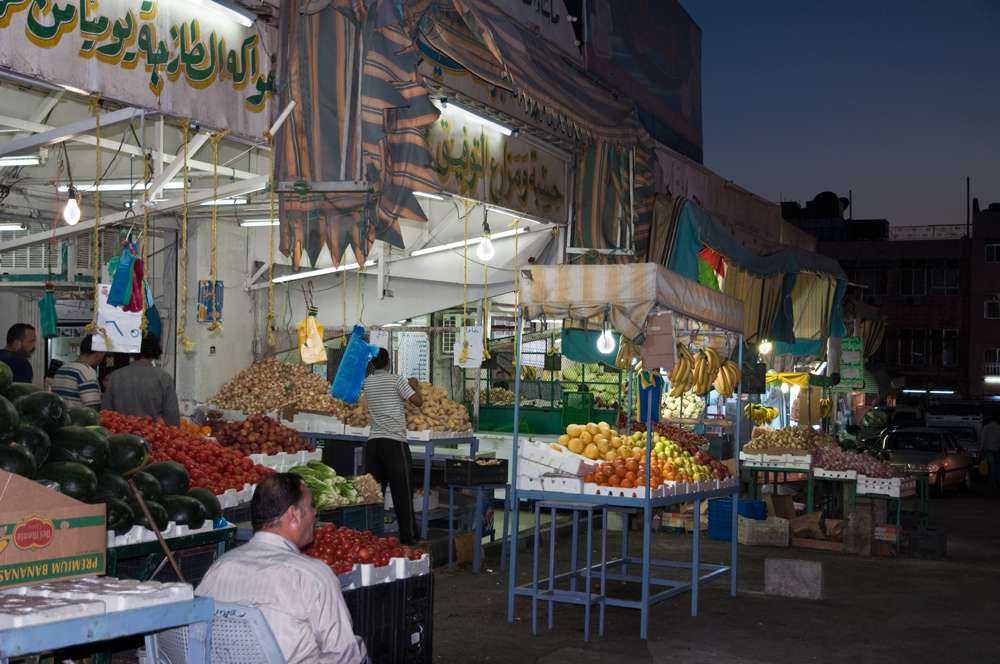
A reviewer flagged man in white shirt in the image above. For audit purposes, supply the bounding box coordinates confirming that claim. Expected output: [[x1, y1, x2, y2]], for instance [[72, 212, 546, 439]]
[[982, 415, 1000, 488], [197, 474, 369, 664], [51, 335, 104, 409]]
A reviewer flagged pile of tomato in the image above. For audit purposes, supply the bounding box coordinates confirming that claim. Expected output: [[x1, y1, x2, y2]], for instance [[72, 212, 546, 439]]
[[302, 524, 423, 575], [100, 411, 276, 495]]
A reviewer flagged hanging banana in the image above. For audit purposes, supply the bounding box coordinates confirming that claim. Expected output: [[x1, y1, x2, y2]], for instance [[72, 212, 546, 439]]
[[521, 365, 538, 381], [713, 359, 742, 398], [820, 398, 833, 419], [615, 337, 643, 370], [666, 343, 694, 397], [744, 403, 780, 426]]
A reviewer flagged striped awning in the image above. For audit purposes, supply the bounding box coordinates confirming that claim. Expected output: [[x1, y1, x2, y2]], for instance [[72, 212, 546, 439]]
[[519, 263, 744, 340]]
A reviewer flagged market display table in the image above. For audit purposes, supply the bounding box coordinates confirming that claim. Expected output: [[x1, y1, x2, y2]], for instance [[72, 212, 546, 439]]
[[447, 483, 511, 573], [108, 526, 238, 584], [744, 466, 815, 512], [0, 597, 214, 663]]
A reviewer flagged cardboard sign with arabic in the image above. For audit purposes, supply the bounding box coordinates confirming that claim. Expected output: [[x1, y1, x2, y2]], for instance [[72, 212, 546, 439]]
[[0, 0, 274, 139]]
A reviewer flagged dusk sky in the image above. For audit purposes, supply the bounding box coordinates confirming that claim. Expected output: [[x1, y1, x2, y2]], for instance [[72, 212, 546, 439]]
[[680, 1, 1000, 227]]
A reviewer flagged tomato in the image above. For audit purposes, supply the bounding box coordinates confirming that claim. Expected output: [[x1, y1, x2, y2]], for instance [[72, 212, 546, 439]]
[[387, 536, 400, 548]]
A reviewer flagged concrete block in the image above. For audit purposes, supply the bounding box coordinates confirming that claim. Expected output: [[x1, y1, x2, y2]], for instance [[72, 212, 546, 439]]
[[843, 511, 873, 556], [764, 558, 824, 600]]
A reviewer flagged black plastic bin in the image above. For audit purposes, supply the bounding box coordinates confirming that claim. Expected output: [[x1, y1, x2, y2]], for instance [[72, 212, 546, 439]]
[[443, 458, 508, 486]]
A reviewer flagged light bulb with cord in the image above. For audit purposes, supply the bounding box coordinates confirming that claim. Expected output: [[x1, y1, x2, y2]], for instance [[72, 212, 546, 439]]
[[476, 214, 494, 261], [596, 320, 615, 354], [759, 339, 772, 354], [63, 186, 81, 226]]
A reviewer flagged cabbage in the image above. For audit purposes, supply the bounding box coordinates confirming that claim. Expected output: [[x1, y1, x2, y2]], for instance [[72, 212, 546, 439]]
[[290, 461, 359, 508]]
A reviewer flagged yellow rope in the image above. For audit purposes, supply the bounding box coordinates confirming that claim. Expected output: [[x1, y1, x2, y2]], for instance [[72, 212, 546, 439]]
[[138, 153, 151, 332], [482, 245, 490, 360], [341, 261, 348, 345], [207, 130, 230, 332], [509, 214, 524, 360], [84, 94, 109, 346], [263, 130, 276, 346], [177, 121, 195, 352], [458, 199, 469, 363]]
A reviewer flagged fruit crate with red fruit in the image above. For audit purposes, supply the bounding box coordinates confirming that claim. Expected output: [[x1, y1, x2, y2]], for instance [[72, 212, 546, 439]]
[[316, 503, 385, 537]]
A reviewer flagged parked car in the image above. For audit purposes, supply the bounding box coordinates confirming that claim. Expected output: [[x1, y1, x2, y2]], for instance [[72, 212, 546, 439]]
[[854, 406, 924, 443], [925, 415, 984, 463], [879, 428, 973, 494], [863, 421, 926, 451]]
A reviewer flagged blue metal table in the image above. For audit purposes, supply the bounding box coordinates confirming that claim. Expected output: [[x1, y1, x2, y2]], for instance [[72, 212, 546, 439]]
[[0, 597, 214, 663]]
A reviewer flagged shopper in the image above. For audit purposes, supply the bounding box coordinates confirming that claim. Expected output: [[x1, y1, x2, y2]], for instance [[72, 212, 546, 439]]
[[361, 347, 425, 547], [198, 473, 369, 664], [51, 335, 105, 409], [982, 415, 1000, 488], [0, 323, 37, 383], [101, 333, 180, 427]]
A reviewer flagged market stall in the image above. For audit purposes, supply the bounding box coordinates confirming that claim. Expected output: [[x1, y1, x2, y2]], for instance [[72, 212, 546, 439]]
[[507, 263, 745, 638]]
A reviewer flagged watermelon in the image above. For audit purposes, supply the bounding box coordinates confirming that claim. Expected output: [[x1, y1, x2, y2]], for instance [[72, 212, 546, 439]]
[[14, 392, 69, 433], [0, 442, 37, 478], [0, 395, 18, 441], [105, 434, 151, 476], [128, 499, 169, 531], [34, 461, 98, 501], [143, 461, 190, 496], [131, 471, 162, 503], [9, 423, 51, 466], [160, 495, 207, 529], [88, 468, 132, 502], [68, 407, 101, 427], [187, 487, 222, 522], [4, 383, 41, 401], [0, 361, 11, 396], [99, 497, 135, 535], [47, 426, 110, 469], [88, 426, 112, 439]]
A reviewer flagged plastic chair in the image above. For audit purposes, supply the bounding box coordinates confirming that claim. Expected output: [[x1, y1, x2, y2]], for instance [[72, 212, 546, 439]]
[[145, 600, 287, 664]]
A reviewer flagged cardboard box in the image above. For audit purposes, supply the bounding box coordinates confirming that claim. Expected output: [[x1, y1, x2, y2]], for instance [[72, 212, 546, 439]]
[[0, 470, 106, 590], [766, 494, 797, 521], [791, 537, 843, 553], [640, 311, 675, 370]]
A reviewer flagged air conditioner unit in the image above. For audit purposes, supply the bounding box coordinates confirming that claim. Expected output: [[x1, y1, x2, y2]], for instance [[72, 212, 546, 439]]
[[0, 231, 60, 275]]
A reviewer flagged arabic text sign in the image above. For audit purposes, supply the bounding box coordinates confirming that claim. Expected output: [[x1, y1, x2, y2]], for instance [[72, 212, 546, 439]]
[[428, 112, 567, 223], [92, 285, 141, 353], [0, 0, 274, 138], [839, 336, 864, 389]]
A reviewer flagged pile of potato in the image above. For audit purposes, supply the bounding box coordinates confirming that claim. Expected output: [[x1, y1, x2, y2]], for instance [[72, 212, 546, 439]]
[[344, 382, 473, 432], [743, 425, 838, 451], [211, 358, 350, 417]]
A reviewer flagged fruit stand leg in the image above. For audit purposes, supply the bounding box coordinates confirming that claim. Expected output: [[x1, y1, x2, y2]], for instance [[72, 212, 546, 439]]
[[807, 471, 814, 513], [448, 487, 455, 571], [569, 510, 579, 592], [620, 510, 630, 578], [691, 498, 700, 617], [640, 502, 652, 639], [474, 489, 484, 573]]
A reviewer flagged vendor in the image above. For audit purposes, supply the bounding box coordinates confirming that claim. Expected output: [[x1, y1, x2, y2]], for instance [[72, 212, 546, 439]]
[[101, 333, 180, 427], [0, 323, 37, 383], [198, 473, 370, 664], [361, 348, 425, 547]]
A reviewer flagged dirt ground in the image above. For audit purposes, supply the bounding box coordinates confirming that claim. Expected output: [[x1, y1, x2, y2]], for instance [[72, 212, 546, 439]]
[[430, 482, 1000, 663]]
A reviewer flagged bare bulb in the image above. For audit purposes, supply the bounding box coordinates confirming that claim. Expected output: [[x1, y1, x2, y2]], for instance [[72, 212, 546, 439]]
[[476, 235, 494, 261], [759, 340, 772, 354], [597, 329, 615, 354], [64, 197, 81, 226], [780, 382, 789, 393]]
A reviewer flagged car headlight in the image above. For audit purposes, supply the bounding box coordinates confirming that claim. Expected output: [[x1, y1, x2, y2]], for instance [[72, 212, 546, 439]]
[[926, 464, 940, 473]]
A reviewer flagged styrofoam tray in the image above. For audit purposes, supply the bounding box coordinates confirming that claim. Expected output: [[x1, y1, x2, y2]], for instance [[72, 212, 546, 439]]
[[249, 449, 322, 471], [337, 564, 362, 591], [107, 519, 218, 547], [359, 562, 393, 586], [541, 476, 584, 494], [0, 595, 106, 629], [389, 553, 431, 579], [814, 468, 858, 480], [216, 482, 256, 509], [344, 426, 371, 438]]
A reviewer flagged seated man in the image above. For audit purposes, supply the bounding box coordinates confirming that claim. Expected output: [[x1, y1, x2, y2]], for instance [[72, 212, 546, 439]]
[[198, 474, 369, 664]]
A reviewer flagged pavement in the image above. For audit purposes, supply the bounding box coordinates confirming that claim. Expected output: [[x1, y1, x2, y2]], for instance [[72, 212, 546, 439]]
[[430, 480, 1000, 663]]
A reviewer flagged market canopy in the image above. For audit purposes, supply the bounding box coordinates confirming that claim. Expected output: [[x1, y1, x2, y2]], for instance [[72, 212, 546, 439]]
[[519, 263, 744, 340]]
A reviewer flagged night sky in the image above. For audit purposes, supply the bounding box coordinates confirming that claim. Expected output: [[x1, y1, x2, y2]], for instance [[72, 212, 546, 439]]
[[679, 1, 1000, 227]]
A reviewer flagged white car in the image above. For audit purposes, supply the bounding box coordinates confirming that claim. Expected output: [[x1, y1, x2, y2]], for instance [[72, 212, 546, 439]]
[[879, 428, 973, 494]]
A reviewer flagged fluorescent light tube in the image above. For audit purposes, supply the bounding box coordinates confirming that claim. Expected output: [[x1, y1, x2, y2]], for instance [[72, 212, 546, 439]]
[[928, 390, 953, 395], [59, 182, 184, 193], [814, 362, 827, 374], [0, 156, 40, 167], [409, 227, 529, 257], [902, 389, 927, 394], [273, 259, 376, 284], [0, 222, 26, 231], [485, 205, 545, 224], [200, 198, 248, 205], [239, 219, 280, 227], [413, 191, 445, 200], [985, 377, 1000, 384], [440, 99, 512, 136], [188, 0, 256, 27]]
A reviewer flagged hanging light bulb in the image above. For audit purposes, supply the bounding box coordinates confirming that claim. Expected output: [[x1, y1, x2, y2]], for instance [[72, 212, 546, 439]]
[[477, 214, 494, 262], [759, 339, 772, 354], [597, 319, 615, 354], [780, 381, 789, 394], [63, 187, 81, 226]]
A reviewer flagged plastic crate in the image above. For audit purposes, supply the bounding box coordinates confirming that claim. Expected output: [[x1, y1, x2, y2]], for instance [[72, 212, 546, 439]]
[[316, 503, 385, 537], [737, 515, 790, 546], [400, 572, 433, 663], [222, 503, 252, 525], [347, 574, 433, 663], [561, 391, 594, 427], [708, 498, 766, 541], [113, 543, 219, 586], [909, 526, 947, 560], [443, 458, 508, 486]]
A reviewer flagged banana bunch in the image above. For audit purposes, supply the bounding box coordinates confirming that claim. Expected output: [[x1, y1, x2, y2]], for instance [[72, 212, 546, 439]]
[[521, 365, 538, 381], [820, 398, 833, 419], [713, 360, 742, 398], [691, 347, 723, 394], [666, 343, 695, 397], [615, 337, 643, 370], [744, 403, 779, 425]]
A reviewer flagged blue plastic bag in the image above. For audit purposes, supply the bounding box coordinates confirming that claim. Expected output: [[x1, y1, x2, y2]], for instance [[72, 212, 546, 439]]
[[107, 242, 137, 307], [331, 325, 379, 403], [638, 371, 663, 424]]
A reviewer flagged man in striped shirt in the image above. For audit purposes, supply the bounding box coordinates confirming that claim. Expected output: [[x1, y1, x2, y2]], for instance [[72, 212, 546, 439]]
[[362, 348, 424, 546], [51, 335, 105, 409]]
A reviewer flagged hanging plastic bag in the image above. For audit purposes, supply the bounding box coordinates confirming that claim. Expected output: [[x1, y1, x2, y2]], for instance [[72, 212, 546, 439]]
[[107, 242, 137, 307], [145, 303, 162, 339], [638, 370, 663, 424], [123, 256, 145, 313], [38, 288, 57, 339], [331, 325, 378, 403], [297, 307, 328, 365]]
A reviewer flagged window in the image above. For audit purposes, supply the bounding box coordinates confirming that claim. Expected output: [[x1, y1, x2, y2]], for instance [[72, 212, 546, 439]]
[[986, 240, 1000, 263], [930, 267, 959, 296], [844, 261, 889, 296], [985, 296, 1000, 319], [900, 266, 926, 296], [984, 349, 1000, 377], [898, 329, 927, 366], [930, 329, 958, 366]]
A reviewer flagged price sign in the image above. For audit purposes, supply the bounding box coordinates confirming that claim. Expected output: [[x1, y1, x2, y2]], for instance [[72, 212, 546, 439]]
[[91, 285, 142, 353], [740, 362, 767, 395]]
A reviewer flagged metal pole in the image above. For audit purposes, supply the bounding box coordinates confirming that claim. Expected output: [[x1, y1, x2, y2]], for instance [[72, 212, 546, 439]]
[[731, 337, 743, 596], [640, 389, 653, 638], [507, 318, 524, 622], [967, 176, 971, 238]]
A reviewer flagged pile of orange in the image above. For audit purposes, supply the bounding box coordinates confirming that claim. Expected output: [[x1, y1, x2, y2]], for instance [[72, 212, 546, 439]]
[[179, 417, 212, 437], [583, 456, 662, 490]]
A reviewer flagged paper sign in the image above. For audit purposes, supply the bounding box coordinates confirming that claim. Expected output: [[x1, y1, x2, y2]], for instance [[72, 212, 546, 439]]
[[453, 327, 484, 368], [197, 280, 224, 323], [91, 285, 142, 353], [839, 337, 864, 388], [370, 330, 390, 351]]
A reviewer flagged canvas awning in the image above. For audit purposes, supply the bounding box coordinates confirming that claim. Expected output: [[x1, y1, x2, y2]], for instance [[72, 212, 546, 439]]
[[519, 263, 744, 340]]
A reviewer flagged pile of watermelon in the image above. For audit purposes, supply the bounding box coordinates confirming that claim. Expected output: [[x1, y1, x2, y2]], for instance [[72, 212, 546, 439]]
[[0, 361, 224, 536]]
